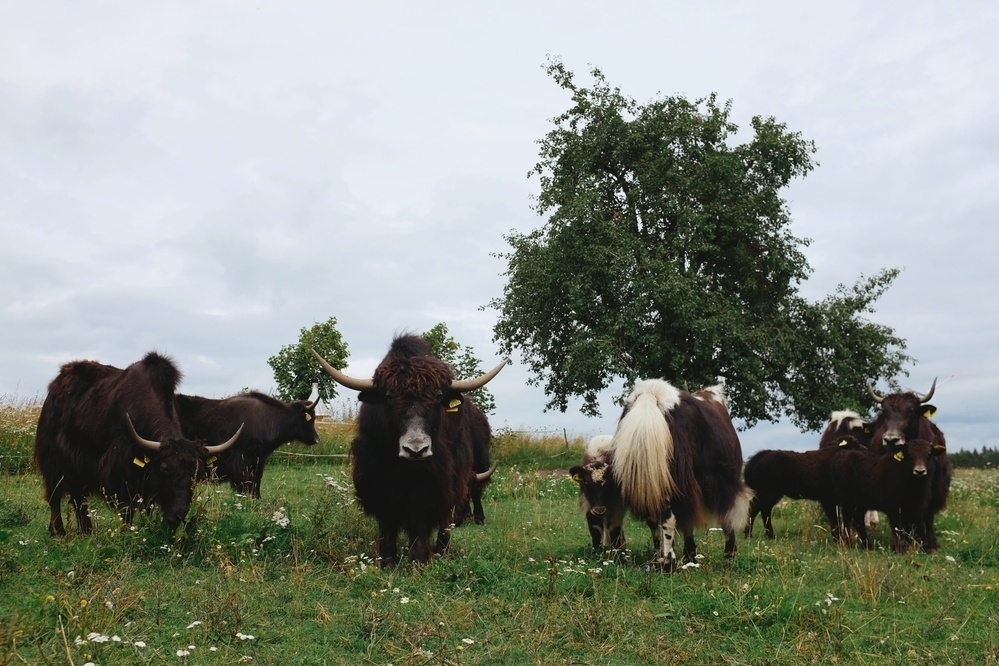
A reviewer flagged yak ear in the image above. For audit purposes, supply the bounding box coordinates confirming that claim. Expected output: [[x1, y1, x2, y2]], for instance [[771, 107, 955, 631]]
[[922, 404, 937, 419], [357, 390, 385, 404], [444, 391, 464, 413], [569, 466, 585, 482]]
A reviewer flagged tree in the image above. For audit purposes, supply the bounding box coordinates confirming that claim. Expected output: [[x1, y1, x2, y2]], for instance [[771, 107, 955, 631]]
[[490, 60, 910, 430], [268, 317, 349, 404], [422, 322, 497, 414]]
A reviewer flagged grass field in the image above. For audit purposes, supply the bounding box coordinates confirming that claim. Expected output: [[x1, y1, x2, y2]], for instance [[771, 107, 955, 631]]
[[1, 405, 998, 665]]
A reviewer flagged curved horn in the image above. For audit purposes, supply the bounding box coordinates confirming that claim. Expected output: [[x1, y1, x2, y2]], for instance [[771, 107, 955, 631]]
[[451, 359, 508, 393], [125, 413, 161, 452], [204, 423, 244, 455], [919, 377, 937, 404], [311, 349, 374, 392], [866, 380, 884, 404], [304, 395, 320, 410], [475, 464, 497, 483]]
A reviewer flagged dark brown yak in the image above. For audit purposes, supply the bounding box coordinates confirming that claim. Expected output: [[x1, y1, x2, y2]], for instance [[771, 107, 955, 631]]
[[866, 378, 951, 552], [611, 380, 751, 570], [313, 335, 504, 567], [175, 391, 320, 497], [34, 352, 242, 536]]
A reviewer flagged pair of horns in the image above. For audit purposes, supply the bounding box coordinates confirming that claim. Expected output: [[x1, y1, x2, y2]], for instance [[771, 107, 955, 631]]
[[866, 377, 937, 405], [311, 349, 506, 393], [126, 413, 243, 455]]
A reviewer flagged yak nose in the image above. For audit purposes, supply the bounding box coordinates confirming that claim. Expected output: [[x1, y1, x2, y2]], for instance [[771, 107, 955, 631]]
[[913, 466, 928, 476], [399, 424, 432, 459], [590, 506, 607, 516], [883, 435, 902, 447]]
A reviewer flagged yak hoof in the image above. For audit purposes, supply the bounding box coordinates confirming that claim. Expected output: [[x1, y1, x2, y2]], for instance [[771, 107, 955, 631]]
[[646, 557, 678, 574]]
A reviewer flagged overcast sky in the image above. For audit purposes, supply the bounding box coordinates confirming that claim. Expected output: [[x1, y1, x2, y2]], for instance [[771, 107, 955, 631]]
[[2, 2, 996, 457]]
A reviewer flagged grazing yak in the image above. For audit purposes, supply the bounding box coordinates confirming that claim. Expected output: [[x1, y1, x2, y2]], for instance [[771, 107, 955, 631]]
[[829, 438, 936, 552], [743, 434, 863, 540], [34, 352, 242, 537], [175, 392, 321, 498], [816, 410, 879, 530], [570, 434, 626, 550], [611, 379, 751, 570], [455, 401, 496, 526], [866, 378, 951, 552], [313, 335, 504, 567]]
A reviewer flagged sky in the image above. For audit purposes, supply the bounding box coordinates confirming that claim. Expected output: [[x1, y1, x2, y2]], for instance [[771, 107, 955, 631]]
[[2, 2, 996, 458]]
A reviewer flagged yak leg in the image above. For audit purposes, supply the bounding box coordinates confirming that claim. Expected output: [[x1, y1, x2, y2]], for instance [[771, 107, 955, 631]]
[[585, 512, 604, 550], [71, 490, 92, 534], [723, 527, 738, 558], [648, 508, 679, 571], [471, 485, 486, 525], [376, 523, 400, 568], [682, 532, 697, 562], [408, 534, 433, 564], [432, 523, 453, 557], [865, 510, 880, 529], [46, 482, 67, 537], [606, 503, 627, 550], [250, 460, 265, 499]]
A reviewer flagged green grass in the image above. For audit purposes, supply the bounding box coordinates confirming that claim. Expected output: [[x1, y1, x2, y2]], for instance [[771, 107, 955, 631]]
[[2, 405, 998, 665]]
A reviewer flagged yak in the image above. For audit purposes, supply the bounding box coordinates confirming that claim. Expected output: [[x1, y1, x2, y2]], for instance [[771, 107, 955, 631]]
[[313, 334, 504, 567], [611, 379, 751, 570], [175, 391, 320, 497], [34, 352, 242, 536]]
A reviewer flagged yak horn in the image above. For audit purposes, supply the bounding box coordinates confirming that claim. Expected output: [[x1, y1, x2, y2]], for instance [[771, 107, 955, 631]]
[[475, 464, 497, 482], [126, 413, 161, 452], [866, 381, 884, 404], [312, 349, 374, 392], [204, 423, 244, 455], [919, 377, 937, 403], [451, 360, 507, 393]]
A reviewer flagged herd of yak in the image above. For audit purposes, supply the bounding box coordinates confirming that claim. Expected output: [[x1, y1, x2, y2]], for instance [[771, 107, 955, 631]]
[[32, 333, 950, 570]]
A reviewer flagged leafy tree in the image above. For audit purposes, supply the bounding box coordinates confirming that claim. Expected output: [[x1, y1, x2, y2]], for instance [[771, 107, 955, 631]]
[[422, 322, 497, 414], [490, 60, 910, 430], [268, 317, 349, 404]]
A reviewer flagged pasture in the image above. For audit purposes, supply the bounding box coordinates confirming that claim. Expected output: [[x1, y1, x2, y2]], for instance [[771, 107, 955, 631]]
[[1, 405, 998, 665]]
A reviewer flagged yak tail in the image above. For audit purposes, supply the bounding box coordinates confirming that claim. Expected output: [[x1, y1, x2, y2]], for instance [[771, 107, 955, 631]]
[[611, 392, 675, 521], [723, 485, 754, 534]]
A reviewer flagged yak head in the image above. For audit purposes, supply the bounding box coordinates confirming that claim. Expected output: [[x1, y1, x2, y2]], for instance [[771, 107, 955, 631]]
[[570, 458, 619, 516], [288, 396, 322, 445], [892, 438, 933, 477], [867, 378, 937, 448], [312, 335, 505, 460], [125, 414, 242, 529]]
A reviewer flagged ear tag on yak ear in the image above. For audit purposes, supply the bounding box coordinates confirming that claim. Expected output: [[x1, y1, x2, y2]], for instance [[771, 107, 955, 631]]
[[571, 473, 582, 484], [923, 407, 936, 419], [133, 455, 150, 468], [446, 398, 462, 413], [305, 413, 313, 421], [893, 450, 905, 462], [933, 443, 947, 452], [206, 456, 218, 468], [838, 439, 849, 447]]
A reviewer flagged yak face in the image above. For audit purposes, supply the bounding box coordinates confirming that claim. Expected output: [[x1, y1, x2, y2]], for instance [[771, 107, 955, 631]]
[[289, 399, 322, 445], [360, 355, 462, 461], [897, 438, 933, 477], [570, 460, 616, 516], [142, 440, 203, 529], [868, 379, 936, 448]]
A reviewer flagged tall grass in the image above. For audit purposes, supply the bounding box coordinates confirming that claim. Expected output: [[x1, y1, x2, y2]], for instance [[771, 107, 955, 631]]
[[2, 403, 998, 664]]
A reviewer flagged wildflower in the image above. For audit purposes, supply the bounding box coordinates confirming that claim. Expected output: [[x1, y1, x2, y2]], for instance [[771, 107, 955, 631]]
[[400, 597, 410, 604], [177, 648, 190, 656], [945, 555, 957, 563], [236, 632, 255, 641], [134, 641, 147, 648], [462, 638, 475, 645], [187, 621, 203, 629], [271, 507, 290, 528], [87, 632, 110, 643]]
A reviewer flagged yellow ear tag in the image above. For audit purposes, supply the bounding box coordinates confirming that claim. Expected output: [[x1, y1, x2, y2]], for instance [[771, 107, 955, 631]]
[[133, 455, 150, 468], [206, 456, 218, 468], [572, 473, 582, 483], [838, 439, 849, 447], [922, 407, 936, 419], [305, 413, 313, 421], [446, 398, 461, 413], [933, 443, 946, 452], [893, 450, 905, 462]]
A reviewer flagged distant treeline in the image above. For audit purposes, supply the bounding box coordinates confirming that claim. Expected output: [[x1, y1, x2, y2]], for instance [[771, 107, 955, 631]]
[[948, 446, 999, 469]]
